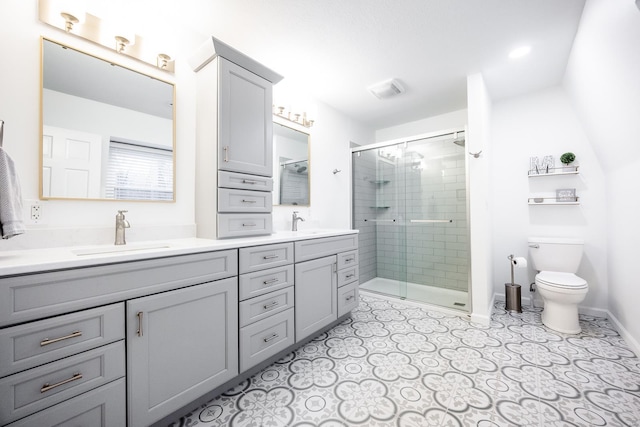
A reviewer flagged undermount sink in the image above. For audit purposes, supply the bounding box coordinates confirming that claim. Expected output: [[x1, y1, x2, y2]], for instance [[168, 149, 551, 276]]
[[72, 242, 171, 256]]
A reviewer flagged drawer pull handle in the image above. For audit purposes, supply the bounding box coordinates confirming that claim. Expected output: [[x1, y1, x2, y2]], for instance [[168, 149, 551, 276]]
[[345, 258, 355, 263], [40, 330, 82, 347], [241, 199, 257, 203], [263, 254, 279, 259], [345, 295, 355, 301], [345, 274, 355, 279], [263, 301, 279, 310], [263, 333, 279, 343], [223, 146, 229, 162], [242, 179, 257, 184], [41, 373, 83, 393], [242, 223, 257, 227], [263, 278, 279, 285], [137, 311, 144, 337]]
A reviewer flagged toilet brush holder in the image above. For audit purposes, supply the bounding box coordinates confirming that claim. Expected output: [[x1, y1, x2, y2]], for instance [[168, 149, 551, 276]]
[[505, 254, 523, 313]]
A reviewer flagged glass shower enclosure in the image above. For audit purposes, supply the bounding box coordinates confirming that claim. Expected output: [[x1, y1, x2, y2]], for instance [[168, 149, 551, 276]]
[[352, 130, 469, 311]]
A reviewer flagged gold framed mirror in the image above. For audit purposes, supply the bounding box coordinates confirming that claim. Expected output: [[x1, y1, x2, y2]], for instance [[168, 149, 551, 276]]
[[273, 122, 310, 206], [40, 38, 175, 201]]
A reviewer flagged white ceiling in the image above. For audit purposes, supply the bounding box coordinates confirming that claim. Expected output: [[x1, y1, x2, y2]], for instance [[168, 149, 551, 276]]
[[182, 0, 586, 129]]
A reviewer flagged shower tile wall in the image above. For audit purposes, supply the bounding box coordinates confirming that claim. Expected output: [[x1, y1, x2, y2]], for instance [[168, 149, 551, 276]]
[[353, 140, 468, 292]]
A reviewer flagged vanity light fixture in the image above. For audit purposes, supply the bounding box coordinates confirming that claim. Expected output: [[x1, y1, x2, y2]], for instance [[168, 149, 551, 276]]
[[38, 0, 175, 72], [115, 35, 132, 53], [60, 11, 81, 32], [157, 54, 172, 70], [274, 106, 315, 128]]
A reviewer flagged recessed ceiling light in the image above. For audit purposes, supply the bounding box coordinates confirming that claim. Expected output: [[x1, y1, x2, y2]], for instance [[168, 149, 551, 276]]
[[509, 46, 531, 59]]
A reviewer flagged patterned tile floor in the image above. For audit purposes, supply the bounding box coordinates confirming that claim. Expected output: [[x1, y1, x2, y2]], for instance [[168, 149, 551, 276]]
[[168, 295, 640, 426]]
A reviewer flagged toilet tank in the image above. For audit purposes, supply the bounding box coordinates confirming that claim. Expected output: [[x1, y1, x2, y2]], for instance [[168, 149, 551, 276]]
[[528, 237, 584, 273]]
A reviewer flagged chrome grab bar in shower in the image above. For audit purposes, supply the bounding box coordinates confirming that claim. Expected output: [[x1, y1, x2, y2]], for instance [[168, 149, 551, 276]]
[[363, 219, 396, 222], [410, 219, 453, 223]]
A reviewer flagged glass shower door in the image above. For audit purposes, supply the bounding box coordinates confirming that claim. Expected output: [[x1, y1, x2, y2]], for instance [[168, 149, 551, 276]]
[[401, 135, 469, 309], [352, 145, 407, 299]]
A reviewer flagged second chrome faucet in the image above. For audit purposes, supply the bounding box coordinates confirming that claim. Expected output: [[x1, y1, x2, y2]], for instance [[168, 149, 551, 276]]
[[115, 210, 130, 245], [292, 211, 305, 231]]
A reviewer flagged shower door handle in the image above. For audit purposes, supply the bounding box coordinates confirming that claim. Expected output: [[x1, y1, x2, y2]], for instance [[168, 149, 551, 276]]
[[410, 219, 453, 223]]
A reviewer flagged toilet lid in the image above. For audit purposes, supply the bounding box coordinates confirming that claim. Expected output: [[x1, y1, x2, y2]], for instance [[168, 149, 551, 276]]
[[537, 271, 588, 289]]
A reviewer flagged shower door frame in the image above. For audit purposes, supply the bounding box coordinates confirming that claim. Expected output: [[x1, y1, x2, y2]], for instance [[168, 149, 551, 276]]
[[351, 127, 471, 311]]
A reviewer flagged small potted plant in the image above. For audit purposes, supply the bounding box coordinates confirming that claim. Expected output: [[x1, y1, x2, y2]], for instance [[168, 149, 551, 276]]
[[560, 152, 576, 172]]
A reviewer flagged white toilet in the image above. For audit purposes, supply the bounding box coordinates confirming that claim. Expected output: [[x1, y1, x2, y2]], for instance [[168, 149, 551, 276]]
[[528, 237, 588, 334]]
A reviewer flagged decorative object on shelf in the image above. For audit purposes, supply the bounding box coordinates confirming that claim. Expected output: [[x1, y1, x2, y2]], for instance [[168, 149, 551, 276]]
[[529, 155, 555, 174], [560, 152, 576, 172], [533, 198, 544, 203], [38, 0, 175, 72], [556, 188, 577, 202]]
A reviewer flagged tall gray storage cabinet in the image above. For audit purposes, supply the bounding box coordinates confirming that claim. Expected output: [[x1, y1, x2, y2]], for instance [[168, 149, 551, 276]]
[[191, 36, 283, 239]]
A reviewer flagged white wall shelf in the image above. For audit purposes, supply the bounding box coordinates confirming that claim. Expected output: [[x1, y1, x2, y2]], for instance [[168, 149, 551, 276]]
[[528, 197, 580, 205], [528, 166, 579, 177]]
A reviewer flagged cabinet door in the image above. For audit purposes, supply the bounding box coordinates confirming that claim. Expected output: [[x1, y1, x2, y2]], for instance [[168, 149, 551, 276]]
[[295, 256, 337, 342], [218, 58, 273, 177], [127, 278, 238, 427]]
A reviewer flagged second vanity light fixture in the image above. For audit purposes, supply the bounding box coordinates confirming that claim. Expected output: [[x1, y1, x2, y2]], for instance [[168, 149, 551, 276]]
[[273, 105, 315, 128], [39, 0, 175, 72]]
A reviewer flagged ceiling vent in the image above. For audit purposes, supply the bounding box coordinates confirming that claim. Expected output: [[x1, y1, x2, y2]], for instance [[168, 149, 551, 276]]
[[367, 79, 405, 100]]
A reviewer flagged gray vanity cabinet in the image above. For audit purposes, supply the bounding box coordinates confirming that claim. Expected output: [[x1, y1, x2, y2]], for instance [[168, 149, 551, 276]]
[[294, 256, 338, 342], [126, 277, 238, 427]]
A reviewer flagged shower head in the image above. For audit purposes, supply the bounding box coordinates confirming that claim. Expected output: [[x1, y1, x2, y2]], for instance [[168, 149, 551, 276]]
[[452, 132, 465, 147], [295, 164, 307, 173]]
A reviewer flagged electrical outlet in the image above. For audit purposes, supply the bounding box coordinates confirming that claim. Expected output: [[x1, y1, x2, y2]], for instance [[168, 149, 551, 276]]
[[31, 204, 42, 222], [24, 200, 45, 225]]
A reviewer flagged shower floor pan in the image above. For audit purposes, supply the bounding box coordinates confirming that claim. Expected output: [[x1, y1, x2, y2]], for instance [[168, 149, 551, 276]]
[[359, 277, 469, 312]]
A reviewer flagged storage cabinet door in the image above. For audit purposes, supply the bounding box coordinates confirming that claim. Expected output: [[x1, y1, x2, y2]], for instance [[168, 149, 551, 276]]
[[126, 278, 238, 427], [218, 58, 273, 177], [295, 256, 337, 342]]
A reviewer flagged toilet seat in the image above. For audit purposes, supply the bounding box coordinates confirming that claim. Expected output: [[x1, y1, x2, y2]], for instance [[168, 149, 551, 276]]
[[536, 271, 588, 290]]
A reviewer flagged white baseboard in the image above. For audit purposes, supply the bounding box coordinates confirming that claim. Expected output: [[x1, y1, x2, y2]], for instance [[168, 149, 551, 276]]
[[608, 311, 640, 359]]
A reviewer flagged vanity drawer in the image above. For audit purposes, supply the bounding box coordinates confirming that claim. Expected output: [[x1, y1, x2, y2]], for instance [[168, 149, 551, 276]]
[[218, 188, 272, 213], [6, 378, 126, 427], [239, 308, 294, 372], [294, 234, 358, 262], [337, 250, 359, 270], [239, 286, 294, 327], [337, 265, 359, 288], [218, 171, 273, 192], [239, 265, 294, 301], [0, 250, 237, 327], [218, 213, 273, 238], [239, 242, 294, 274], [0, 341, 125, 425], [338, 281, 359, 317], [0, 303, 124, 378]]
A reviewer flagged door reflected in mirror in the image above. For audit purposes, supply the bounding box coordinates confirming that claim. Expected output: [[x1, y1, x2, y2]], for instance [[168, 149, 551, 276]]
[[41, 38, 175, 201], [273, 122, 310, 206]]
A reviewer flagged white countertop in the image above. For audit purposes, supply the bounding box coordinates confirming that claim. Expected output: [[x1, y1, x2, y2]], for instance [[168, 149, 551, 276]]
[[0, 229, 358, 277]]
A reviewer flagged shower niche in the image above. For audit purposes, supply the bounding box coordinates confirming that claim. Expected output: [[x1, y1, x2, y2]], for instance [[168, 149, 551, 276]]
[[352, 130, 470, 311]]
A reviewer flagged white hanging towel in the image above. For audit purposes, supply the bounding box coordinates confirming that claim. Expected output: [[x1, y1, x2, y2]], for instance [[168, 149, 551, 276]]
[[0, 121, 25, 239]]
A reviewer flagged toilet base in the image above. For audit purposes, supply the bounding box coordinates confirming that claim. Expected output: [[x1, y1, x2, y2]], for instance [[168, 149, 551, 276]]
[[541, 299, 581, 334]]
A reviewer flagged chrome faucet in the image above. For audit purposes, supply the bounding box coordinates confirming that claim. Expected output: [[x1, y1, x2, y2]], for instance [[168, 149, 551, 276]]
[[292, 211, 305, 231], [115, 210, 130, 245]]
